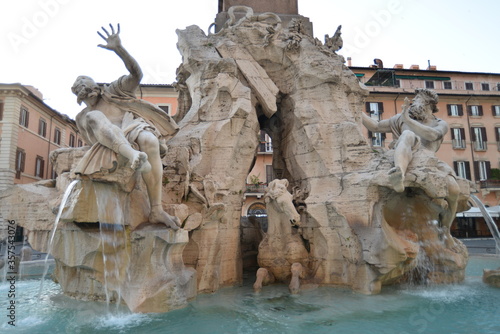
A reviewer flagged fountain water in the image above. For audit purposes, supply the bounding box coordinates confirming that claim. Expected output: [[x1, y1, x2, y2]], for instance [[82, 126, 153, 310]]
[[39, 179, 79, 294], [470, 195, 500, 255], [94, 182, 131, 310], [0, 241, 8, 282], [1, 256, 499, 334]]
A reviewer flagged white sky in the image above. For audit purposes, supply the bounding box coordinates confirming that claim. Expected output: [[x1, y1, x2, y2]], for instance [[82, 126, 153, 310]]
[[1, 0, 499, 119]]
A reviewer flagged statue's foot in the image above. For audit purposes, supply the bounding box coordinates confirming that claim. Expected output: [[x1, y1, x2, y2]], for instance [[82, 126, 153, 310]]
[[149, 207, 181, 230], [130, 151, 151, 173], [388, 167, 405, 193]]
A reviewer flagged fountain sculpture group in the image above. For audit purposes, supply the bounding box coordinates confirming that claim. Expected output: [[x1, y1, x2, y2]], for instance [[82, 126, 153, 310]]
[[0, 6, 474, 312]]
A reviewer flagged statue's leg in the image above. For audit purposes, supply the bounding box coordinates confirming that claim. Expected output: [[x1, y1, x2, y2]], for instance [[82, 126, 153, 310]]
[[85, 110, 150, 171], [442, 175, 460, 249], [136, 131, 180, 229], [390, 130, 416, 192]]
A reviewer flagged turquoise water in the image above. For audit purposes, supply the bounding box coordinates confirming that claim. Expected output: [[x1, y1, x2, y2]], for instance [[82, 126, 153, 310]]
[[1, 255, 499, 334]]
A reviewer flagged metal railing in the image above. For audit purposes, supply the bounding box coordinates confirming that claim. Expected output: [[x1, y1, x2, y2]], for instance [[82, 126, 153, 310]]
[[473, 141, 487, 151], [452, 139, 466, 149], [480, 179, 500, 189], [259, 142, 273, 153], [245, 184, 267, 193]]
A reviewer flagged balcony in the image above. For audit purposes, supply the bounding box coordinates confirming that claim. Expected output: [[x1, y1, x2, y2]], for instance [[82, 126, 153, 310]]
[[473, 141, 487, 151], [452, 139, 466, 149], [480, 179, 500, 190], [259, 142, 273, 153], [245, 183, 267, 194]]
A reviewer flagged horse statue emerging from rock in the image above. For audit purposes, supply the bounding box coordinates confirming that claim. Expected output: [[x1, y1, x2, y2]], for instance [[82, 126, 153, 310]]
[[254, 179, 310, 293]]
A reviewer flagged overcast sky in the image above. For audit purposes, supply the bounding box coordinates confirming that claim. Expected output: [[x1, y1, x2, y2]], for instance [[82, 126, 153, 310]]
[[1, 0, 498, 119]]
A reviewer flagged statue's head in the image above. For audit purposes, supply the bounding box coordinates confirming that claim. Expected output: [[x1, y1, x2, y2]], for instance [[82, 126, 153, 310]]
[[414, 88, 439, 113], [409, 88, 439, 120], [71, 76, 101, 105]]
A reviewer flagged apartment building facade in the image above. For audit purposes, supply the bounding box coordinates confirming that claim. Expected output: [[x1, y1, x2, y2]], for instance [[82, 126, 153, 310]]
[[353, 63, 500, 238], [0, 83, 83, 190]]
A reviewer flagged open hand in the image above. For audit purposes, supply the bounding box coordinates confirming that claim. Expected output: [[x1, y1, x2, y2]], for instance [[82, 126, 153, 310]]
[[97, 24, 121, 51]]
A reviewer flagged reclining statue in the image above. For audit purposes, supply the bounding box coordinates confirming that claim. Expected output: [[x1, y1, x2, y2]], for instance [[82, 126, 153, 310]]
[[71, 24, 180, 229], [361, 88, 448, 193]]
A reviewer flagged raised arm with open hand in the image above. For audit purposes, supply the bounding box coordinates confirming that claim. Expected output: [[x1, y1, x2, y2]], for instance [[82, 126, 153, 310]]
[[97, 23, 122, 51]]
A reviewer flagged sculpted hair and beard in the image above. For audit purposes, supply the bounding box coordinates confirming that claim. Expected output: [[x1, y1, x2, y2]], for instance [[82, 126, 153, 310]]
[[409, 88, 439, 120], [71, 76, 101, 105]]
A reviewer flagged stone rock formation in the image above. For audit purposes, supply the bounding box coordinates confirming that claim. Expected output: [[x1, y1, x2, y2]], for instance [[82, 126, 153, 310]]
[[483, 268, 500, 288], [168, 6, 470, 294], [0, 5, 473, 313]]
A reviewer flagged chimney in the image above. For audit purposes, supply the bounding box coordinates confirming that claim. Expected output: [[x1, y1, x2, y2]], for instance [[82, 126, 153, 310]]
[[409, 64, 420, 70], [347, 57, 352, 66], [393, 64, 404, 69], [374, 58, 384, 69]]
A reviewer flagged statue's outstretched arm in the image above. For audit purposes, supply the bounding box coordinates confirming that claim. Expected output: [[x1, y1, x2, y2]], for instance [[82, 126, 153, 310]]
[[361, 111, 392, 133], [98, 24, 143, 91]]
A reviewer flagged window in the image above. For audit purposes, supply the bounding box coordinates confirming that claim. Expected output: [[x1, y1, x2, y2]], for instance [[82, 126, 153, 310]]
[[77, 139, 83, 147], [454, 161, 471, 180], [492, 106, 500, 117], [451, 128, 466, 149], [0, 100, 4, 120], [497, 83, 500, 91], [496, 127, 500, 150], [19, 106, 29, 127], [247, 202, 267, 219], [366, 102, 385, 147], [35, 156, 45, 178], [157, 104, 170, 115], [447, 104, 463, 116], [465, 82, 474, 90], [54, 128, 61, 145], [50, 166, 58, 179], [471, 126, 487, 151], [443, 81, 452, 90], [69, 133, 75, 147], [15, 148, 25, 179], [394, 79, 400, 88], [266, 165, 274, 185], [38, 118, 47, 137], [481, 83, 490, 91], [468, 105, 483, 117], [366, 102, 384, 119], [259, 130, 273, 153], [370, 132, 385, 147], [425, 81, 435, 89], [474, 161, 491, 181]]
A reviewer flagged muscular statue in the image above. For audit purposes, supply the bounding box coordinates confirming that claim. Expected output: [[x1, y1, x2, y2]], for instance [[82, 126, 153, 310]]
[[361, 88, 448, 192], [71, 24, 180, 229]]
